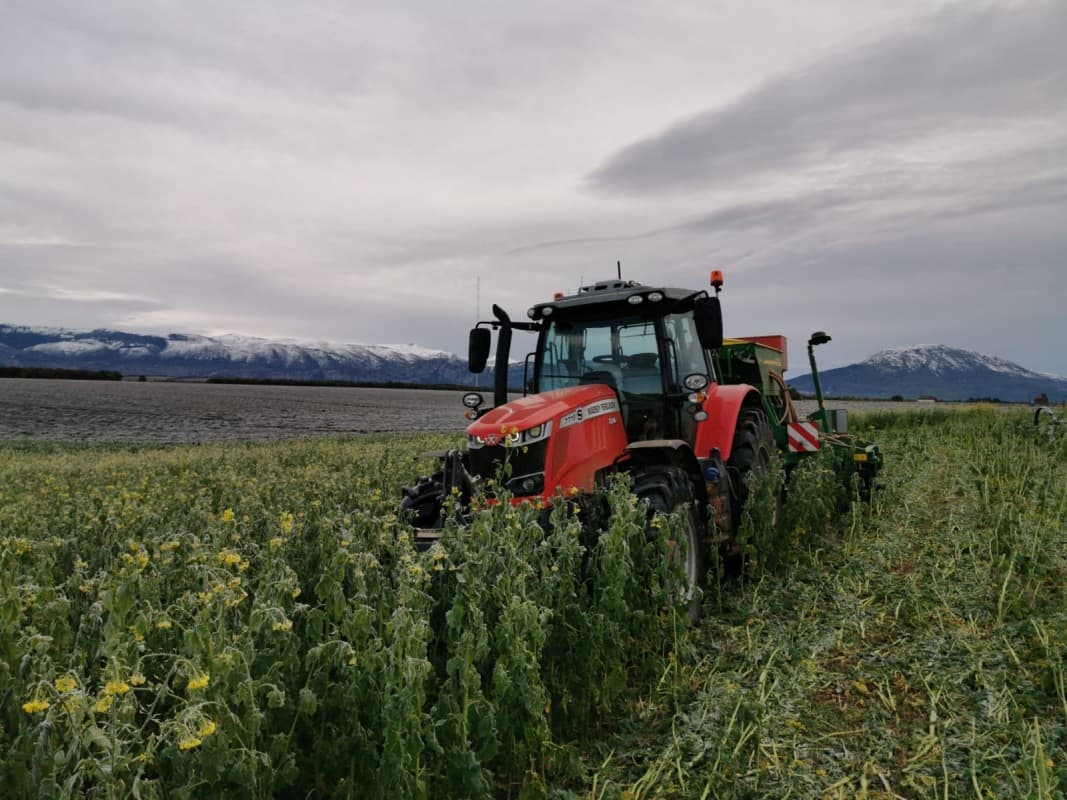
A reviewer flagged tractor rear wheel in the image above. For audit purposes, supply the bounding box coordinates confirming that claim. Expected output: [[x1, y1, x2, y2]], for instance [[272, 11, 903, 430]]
[[631, 465, 704, 624]]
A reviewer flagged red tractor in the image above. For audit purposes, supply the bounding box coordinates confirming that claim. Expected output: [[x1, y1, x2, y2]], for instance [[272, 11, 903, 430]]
[[402, 273, 880, 613]]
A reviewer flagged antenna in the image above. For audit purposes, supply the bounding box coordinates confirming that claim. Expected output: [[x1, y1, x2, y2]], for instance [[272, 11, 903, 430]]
[[617, 260, 622, 280]]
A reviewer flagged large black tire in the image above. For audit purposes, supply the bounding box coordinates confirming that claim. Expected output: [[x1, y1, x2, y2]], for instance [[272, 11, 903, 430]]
[[1034, 406, 1058, 443], [400, 472, 444, 530], [631, 465, 705, 624], [726, 407, 780, 536]]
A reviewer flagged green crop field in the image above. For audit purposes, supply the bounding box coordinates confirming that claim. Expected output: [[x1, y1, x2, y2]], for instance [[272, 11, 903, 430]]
[[1, 410, 1064, 799]]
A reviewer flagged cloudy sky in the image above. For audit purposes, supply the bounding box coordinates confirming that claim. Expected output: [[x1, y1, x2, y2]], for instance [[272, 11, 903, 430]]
[[2, 0, 1065, 374]]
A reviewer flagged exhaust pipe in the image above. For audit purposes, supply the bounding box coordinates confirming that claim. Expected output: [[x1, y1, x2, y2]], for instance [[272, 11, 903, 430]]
[[492, 304, 512, 408]]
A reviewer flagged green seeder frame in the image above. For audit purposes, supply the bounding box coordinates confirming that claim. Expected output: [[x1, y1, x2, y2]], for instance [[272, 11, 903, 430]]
[[714, 338, 883, 498]]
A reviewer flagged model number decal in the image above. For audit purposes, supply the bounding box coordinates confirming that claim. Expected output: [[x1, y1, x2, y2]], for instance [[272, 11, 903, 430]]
[[559, 398, 620, 429]]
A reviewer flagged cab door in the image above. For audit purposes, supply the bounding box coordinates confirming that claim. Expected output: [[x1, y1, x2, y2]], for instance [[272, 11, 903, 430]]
[[662, 311, 713, 444]]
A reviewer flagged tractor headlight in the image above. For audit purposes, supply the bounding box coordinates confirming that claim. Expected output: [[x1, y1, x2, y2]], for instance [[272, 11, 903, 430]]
[[504, 422, 553, 446], [647, 291, 664, 302], [627, 294, 644, 305], [521, 421, 552, 444], [469, 422, 552, 449]]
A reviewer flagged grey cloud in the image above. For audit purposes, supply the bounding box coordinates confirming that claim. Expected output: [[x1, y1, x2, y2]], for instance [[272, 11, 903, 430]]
[[6, 2, 376, 98], [1, 0, 620, 141], [1, 0, 1064, 374], [509, 138, 1067, 260], [588, 2, 1067, 194]]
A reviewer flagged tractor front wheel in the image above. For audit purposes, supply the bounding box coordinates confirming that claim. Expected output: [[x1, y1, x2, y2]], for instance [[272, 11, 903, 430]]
[[400, 472, 445, 530], [631, 465, 704, 624]]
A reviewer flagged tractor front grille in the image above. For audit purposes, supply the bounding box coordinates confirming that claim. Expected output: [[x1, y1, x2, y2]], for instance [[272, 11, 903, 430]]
[[468, 439, 549, 496]]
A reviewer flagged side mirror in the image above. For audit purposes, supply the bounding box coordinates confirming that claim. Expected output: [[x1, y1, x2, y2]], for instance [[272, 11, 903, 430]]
[[683, 373, 709, 391], [693, 296, 723, 351], [468, 328, 491, 373]]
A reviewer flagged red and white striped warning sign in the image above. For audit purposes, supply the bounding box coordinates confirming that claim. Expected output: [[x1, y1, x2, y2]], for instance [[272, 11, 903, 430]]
[[787, 421, 821, 452]]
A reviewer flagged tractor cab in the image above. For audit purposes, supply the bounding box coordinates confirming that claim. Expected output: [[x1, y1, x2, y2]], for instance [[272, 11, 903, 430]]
[[526, 280, 720, 445]]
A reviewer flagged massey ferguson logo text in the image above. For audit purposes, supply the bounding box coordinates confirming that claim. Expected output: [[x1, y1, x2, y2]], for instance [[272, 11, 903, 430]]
[[559, 398, 620, 430]]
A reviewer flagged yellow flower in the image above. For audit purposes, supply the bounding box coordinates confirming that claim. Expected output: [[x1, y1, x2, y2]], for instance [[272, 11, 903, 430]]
[[22, 699, 50, 714], [279, 511, 295, 534], [105, 680, 130, 696], [94, 695, 114, 713], [217, 549, 242, 567], [187, 673, 210, 691], [54, 676, 77, 693], [272, 620, 293, 632], [220, 508, 235, 523], [156, 619, 172, 630], [178, 736, 202, 751], [130, 673, 146, 687], [290, 587, 301, 599], [198, 719, 217, 737], [269, 537, 284, 550]]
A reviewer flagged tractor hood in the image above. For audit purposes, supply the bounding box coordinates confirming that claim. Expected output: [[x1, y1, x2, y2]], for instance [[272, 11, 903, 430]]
[[467, 384, 618, 441]]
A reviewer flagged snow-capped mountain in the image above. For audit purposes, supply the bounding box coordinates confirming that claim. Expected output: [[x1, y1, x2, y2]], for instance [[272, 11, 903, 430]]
[[0, 324, 479, 385], [790, 344, 1067, 402]]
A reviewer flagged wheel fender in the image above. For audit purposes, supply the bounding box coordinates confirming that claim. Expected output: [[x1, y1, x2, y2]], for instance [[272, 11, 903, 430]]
[[623, 439, 707, 507], [694, 383, 763, 462]]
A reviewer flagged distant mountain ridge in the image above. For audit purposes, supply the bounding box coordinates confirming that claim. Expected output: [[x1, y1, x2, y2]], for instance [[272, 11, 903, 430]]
[[790, 344, 1067, 402], [0, 324, 480, 385], [5, 326, 1063, 402]]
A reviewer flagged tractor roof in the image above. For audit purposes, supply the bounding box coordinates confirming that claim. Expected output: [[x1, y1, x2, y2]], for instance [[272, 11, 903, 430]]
[[527, 279, 704, 321]]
